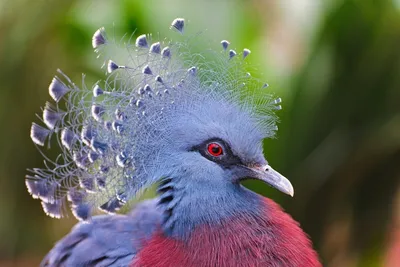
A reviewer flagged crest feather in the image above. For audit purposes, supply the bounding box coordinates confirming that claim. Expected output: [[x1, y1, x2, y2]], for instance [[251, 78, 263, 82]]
[[27, 18, 281, 220]]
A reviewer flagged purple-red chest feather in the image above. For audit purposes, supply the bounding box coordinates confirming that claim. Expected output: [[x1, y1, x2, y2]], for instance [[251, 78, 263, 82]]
[[134, 198, 321, 267]]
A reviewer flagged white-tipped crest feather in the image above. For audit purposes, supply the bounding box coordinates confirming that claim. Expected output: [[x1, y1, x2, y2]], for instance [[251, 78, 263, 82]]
[[27, 18, 281, 220]]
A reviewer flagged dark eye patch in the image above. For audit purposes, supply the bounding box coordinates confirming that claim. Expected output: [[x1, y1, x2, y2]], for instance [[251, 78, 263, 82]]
[[191, 138, 243, 168]]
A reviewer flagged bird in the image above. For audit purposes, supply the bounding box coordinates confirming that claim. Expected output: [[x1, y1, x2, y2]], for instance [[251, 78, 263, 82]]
[[27, 18, 321, 266]]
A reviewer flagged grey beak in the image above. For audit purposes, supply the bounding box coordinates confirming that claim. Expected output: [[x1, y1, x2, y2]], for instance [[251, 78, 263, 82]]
[[247, 165, 294, 197]]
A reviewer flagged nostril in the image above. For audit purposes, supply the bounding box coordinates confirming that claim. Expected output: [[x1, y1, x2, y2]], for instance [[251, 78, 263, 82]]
[[265, 168, 269, 171]]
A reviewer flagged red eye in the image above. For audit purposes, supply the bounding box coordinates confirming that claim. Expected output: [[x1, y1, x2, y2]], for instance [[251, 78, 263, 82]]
[[207, 143, 223, 157]]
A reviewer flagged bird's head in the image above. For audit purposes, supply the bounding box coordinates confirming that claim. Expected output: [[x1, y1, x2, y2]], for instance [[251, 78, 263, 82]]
[[27, 18, 292, 221], [152, 96, 293, 198]]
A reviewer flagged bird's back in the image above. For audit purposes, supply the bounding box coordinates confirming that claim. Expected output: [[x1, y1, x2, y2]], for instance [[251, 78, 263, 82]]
[[41, 199, 161, 266]]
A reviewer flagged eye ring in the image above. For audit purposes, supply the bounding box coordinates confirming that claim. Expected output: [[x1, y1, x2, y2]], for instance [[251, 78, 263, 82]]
[[207, 142, 224, 157]]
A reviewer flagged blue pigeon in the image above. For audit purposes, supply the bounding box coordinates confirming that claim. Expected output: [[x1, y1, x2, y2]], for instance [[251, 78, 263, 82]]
[[27, 18, 321, 266]]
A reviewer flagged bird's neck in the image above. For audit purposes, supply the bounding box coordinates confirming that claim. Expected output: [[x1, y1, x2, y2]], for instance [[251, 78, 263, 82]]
[[157, 179, 264, 239]]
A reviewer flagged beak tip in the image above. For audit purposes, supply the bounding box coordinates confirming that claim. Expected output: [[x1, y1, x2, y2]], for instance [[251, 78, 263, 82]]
[[289, 189, 294, 197], [284, 183, 294, 197], [271, 169, 294, 197], [289, 183, 294, 197]]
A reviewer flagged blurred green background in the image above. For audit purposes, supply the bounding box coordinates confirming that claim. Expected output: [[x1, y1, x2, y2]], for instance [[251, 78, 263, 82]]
[[1, 0, 400, 266]]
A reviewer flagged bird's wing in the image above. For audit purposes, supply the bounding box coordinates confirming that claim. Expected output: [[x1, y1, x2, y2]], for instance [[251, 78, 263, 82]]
[[41, 199, 161, 267]]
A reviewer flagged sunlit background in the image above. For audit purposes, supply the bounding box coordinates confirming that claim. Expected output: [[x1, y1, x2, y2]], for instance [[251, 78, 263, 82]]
[[0, 0, 399, 266]]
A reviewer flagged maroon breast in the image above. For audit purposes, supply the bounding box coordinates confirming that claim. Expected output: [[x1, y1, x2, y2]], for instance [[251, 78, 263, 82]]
[[134, 198, 321, 267]]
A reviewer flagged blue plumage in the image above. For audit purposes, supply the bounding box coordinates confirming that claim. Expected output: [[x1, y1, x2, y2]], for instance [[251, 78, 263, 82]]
[[27, 18, 281, 221], [41, 199, 161, 266], [28, 18, 321, 267]]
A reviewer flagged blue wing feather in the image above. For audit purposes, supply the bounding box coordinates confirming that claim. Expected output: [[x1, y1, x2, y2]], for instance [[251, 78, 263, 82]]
[[41, 199, 161, 267]]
